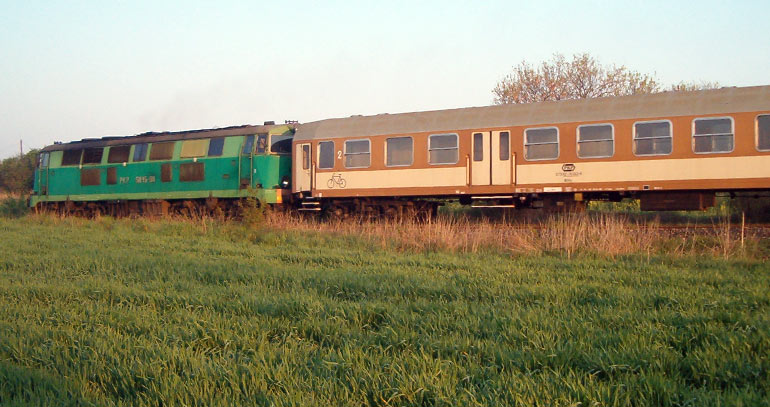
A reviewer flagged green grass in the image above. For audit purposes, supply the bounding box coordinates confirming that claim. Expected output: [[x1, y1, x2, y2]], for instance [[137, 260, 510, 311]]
[[0, 216, 768, 406]]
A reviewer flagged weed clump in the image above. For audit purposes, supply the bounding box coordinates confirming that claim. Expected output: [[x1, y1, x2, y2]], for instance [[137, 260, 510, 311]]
[[0, 195, 28, 218], [238, 197, 266, 227]]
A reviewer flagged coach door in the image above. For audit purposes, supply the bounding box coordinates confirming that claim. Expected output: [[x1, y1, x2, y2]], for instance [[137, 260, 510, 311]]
[[491, 130, 511, 185], [472, 131, 513, 186], [294, 143, 312, 192], [471, 132, 491, 185]]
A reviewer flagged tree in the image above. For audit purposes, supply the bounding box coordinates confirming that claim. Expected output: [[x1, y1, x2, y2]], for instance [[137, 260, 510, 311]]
[[0, 150, 38, 194], [492, 53, 714, 105], [668, 81, 720, 92]]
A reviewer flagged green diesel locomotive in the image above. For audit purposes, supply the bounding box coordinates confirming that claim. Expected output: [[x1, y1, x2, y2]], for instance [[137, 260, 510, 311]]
[[30, 123, 295, 216]]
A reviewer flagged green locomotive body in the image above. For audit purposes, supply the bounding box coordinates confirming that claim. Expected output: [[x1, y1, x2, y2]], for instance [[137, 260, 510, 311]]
[[30, 124, 295, 216]]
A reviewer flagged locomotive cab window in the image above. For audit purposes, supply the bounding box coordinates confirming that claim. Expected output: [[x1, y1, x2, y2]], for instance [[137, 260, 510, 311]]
[[208, 138, 225, 157], [181, 139, 208, 158], [428, 134, 459, 165], [525, 127, 559, 161], [318, 141, 335, 169], [107, 145, 131, 163], [242, 135, 255, 154], [634, 121, 672, 156], [82, 148, 104, 165], [39, 152, 50, 168], [693, 117, 733, 154], [386, 137, 413, 167], [133, 143, 148, 162], [344, 139, 370, 168], [270, 134, 293, 154], [757, 114, 770, 151], [577, 124, 614, 158], [256, 134, 268, 154], [61, 149, 82, 166], [149, 142, 175, 160]]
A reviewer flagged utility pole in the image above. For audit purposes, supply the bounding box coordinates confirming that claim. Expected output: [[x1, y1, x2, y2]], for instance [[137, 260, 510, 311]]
[[20, 139, 23, 158]]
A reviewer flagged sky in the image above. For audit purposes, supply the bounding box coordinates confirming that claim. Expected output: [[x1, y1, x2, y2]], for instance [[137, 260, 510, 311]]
[[0, 0, 768, 158]]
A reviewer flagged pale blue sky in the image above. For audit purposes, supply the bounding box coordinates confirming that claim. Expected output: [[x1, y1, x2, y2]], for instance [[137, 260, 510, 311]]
[[1, 0, 768, 157]]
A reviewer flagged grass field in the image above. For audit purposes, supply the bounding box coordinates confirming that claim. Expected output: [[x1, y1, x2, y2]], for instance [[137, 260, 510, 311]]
[[0, 215, 769, 406]]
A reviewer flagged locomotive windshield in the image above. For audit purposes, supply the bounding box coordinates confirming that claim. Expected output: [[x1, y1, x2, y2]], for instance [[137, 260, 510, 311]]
[[270, 134, 293, 154]]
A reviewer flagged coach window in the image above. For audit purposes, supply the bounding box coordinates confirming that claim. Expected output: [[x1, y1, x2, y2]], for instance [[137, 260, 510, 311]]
[[133, 143, 148, 162], [62, 149, 82, 166], [208, 138, 225, 157], [693, 117, 733, 154], [82, 147, 104, 165], [181, 139, 208, 158], [302, 145, 310, 170], [499, 132, 510, 161], [577, 124, 614, 158], [107, 145, 131, 163], [757, 115, 770, 151], [149, 142, 175, 160], [525, 127, 559, 161], [386, 137, 413, 167], [344, 139, 370, 168], [634, 121, 672, 156], [473, 133, 484, 161], [428, 134, 459, 165], [318, 141, 335, 169]]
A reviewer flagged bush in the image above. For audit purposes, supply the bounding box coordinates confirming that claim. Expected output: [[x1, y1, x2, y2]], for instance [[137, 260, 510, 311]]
[[0, 196, 29, 218], [238, 196, 266, 227]]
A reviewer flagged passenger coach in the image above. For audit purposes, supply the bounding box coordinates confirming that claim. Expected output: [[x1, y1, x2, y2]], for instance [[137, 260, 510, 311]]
[[292, 86, 770, 215]]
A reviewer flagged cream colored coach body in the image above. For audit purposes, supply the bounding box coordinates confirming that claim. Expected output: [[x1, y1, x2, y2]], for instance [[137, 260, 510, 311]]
[[293, 86, 770, 198]]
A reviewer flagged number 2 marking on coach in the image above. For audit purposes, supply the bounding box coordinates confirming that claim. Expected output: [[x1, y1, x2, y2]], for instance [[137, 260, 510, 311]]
[[337, 150, 342, 160]]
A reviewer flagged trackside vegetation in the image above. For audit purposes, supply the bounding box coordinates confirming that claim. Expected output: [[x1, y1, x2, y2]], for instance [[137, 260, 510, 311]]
[[0, 216, 768, 406]]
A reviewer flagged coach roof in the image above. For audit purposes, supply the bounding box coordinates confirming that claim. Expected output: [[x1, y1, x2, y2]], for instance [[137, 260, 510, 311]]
[[294, 85, 770, 141]]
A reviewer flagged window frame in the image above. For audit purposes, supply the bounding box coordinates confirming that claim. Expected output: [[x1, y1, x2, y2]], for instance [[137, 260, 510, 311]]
[[499, 131, 510, 161], [756, 114, 770, 152], [428, 133, 459, 165], [132, 143, 149, 162], [473, 133, 484, 162], [343, 139, 371, 169], [302, 144, 310, 170], [692, 116, 734, 155], [256, 134, 268, 154], [317, 141, 335, 170], [207, 138, 225, 157], [241, 135, 255, 155], [61, 149, 83, 166], [385, 136, 413, 167], [576, 123, 615, 159], [149, 142, 175, 161], [180, 139, 209, 158], [632, 119, 673, 157], [524, 126, 560, 161], [81, 147, 104, 165], [39, 152, 50, 168], [107, 145, 131, 163]]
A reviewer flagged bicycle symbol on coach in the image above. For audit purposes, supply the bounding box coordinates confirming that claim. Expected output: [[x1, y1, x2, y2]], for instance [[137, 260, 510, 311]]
[[327, 173, 346, 188]]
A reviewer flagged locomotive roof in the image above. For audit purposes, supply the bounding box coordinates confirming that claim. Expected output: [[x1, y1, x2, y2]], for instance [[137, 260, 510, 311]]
[[41, 124, 277, 152], [294, 85, 770, 141]]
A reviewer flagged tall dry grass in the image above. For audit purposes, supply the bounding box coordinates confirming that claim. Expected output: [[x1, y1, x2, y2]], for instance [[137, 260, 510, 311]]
[[262, 210, 762, 259]]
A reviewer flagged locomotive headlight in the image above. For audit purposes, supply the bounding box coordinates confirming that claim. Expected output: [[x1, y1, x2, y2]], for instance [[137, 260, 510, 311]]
[[280, 176, 290, 188]]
